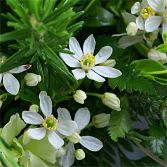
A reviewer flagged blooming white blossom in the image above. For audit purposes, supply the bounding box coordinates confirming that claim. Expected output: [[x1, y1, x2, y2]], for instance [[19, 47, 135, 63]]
[[60, 34, 122, 82], [0, 60, 31, 95], [131, 0, 167, 33], [22, 91, 77, 149], [148, 49, 167, 64], [73, 90, 87, 104], [58, 107, 103, 167]]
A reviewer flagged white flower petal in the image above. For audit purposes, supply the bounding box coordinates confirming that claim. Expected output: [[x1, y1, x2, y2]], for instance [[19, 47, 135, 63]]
[[22, 111, 43, 125], [3, 73, 20, 95], [57, 107, 72, 122], [57, 120, 77, 136], [69, 37, 83, 60], [131, 2, 141, 14], [92, 66, 122, 78], [48, 131, 64, 149], [80, 136, 103, 152], [9, 65, 31, 73], [74, 107, 90, 130], [136, 16, 145, 30], [72, 69, 86, 80], [162, 21, 167, 34], [39, 91, 52, 117], [28, 128, 46, 140], [87, 70, 105, 82], [145, 16, 162, 32], [83, 34, 96, 54], [59, 52, 80, 68], [61, 143, 75, 167], [95, 46, 113, 65], [0, 74, 3, 84], [147, 0, 164, 12]]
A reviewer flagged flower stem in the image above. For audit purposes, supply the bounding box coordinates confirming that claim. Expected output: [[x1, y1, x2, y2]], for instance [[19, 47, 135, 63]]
[[86, 92, 102, 98], [84, 0, 96, 12], [143, 70, 167, 75]]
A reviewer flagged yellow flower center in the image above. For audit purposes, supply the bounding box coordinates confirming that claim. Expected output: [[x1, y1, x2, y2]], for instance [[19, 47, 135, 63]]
[[80, 53, 95, 71], [42, 115, 58, 131], [141, 6, 155, 19]]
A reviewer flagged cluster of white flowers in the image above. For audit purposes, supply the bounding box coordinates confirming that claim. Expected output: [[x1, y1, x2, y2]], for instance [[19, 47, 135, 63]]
[[22, 91, 104, 166], [131, 0, 167, 33]]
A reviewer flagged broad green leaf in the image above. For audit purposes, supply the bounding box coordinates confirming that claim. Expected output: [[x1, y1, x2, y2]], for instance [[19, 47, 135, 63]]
[[1, 114, 26, 145], [156, 44, 167, 53]]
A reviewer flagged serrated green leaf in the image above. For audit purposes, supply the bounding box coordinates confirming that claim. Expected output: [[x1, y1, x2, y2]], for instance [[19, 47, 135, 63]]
[[108, 109, 131, 141]]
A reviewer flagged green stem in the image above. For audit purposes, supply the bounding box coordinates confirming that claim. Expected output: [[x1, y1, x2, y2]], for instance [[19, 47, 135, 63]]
[[86, 92, 102, 98], [84, 0, 96, 12], [134, 141, 167, 167], [144, 70, 167, 75]]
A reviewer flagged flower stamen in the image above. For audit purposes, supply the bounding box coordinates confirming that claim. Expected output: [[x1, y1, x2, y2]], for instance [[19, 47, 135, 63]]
[[80, 53, 95, 71], [141, 6, 155, 19], [43, 115, 58, 131]]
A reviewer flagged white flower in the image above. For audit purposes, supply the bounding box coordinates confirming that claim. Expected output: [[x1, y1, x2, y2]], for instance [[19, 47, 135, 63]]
[[22, 91, 77, 149], [60, 34, 122, 82], [101, 92, 121, 111], [24, 73, 41, 86], [73, 90, 87, 104], [148, 49, 167, 64], [126, 22, 138, 36], [0, 64, 31, 95], [144, 0, 167, 33], [58, 107, 103, 167], [131, 0, 167, 33]]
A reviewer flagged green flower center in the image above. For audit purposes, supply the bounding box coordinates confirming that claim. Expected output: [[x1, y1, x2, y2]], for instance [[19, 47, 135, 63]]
[[42, 115, 58, 131], [141, 6, 155, 19], [80, 53, 95, 71]]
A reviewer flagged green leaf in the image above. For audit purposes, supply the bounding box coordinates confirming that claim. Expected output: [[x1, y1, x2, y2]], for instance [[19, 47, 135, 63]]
[[0, 47, 34, 73], [156, 43, 167, 53], [0, 29, 30, 43], [108, 109, 131, 141], [1, 114, 26, 145]]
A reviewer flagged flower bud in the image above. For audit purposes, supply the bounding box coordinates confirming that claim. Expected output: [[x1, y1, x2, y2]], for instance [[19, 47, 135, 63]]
[[24, 73, 41, 86], [75, 149, 85, 160], [73, 90, 87, 104], [67, 132, 81, 144], [100, 59, 116, 67], [101, 93, 121, 111], [57, 147, 66, 157], [131, 2, 141, 14], [23, 131, 31, 145], [126, 22, 138, 36], [0, 56, 7, 65], [29, 104, 39, 112], [92, 113, 110, 128], [148, 49, 167, 64], [0, 100, 3, 108]]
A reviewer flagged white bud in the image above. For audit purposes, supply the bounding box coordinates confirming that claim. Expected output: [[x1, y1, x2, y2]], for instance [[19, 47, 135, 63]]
[[0, 100, 3, 108], [73, 90, 87, 104], [24, 73, 41, 86], [100, 59, 116, 67], [131, 2, 141, 14], [101, 93, 121, 111], [75, 149, 85, 160], [23, 131, 31, 145], [67, 132, 81, 144], [148, 49, 167, 64], [57, 147, 66, 157], [29, 104, 39, 112], [0, 56, 7, 64], [92, 113, 110, 128], [126, 22, 138, 36]]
